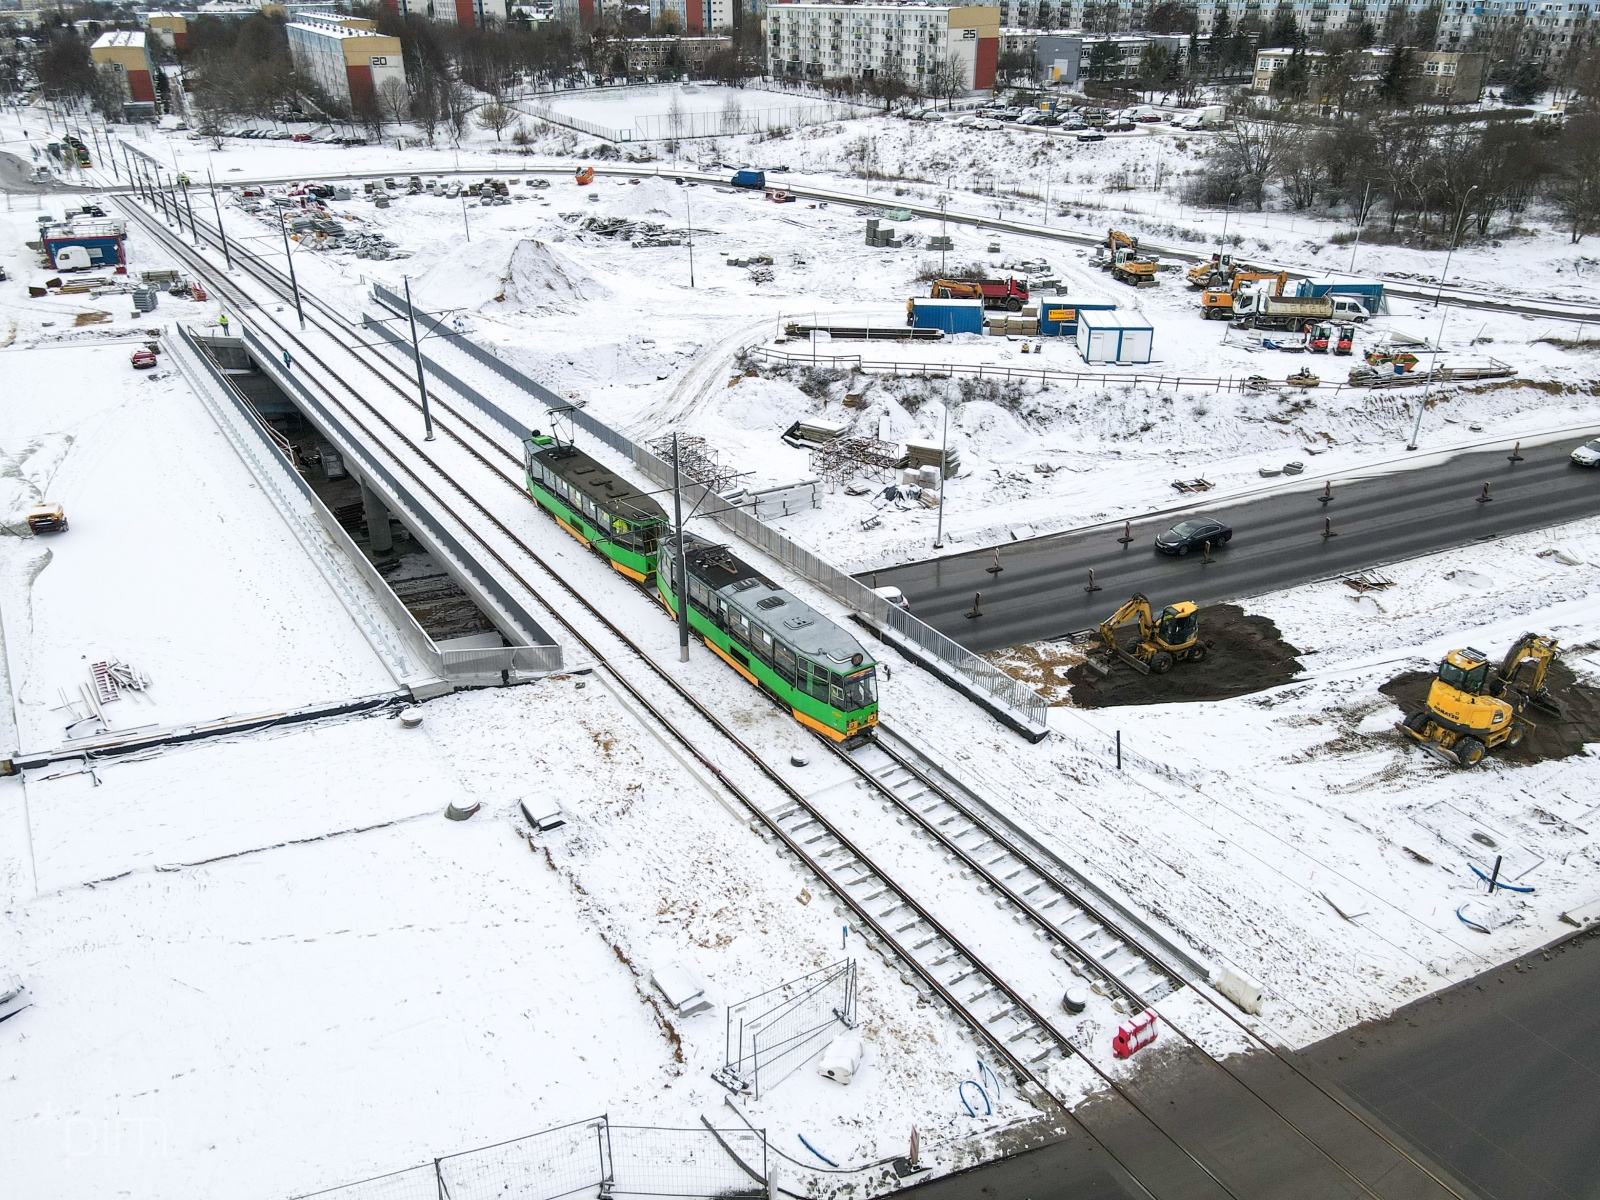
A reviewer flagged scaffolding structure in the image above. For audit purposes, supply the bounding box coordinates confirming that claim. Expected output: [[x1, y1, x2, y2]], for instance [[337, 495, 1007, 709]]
[[808, 437, 902, 486]]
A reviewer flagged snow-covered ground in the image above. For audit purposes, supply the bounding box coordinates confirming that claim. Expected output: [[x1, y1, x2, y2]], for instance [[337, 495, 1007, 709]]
[[529, 81, 868, 141], [2, 93, 1597, 1198]]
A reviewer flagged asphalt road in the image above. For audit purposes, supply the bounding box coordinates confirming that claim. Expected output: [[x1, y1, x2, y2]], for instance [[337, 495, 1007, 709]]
[[867, 437, 1600, 653], [905, 927, 1600, 1200], [1303, 926, 1600, 1200]]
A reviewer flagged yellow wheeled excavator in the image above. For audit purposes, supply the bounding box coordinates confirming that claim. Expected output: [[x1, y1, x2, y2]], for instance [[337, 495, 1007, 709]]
[[1398, 633, 1562, 767], [1089, 593, 1207, 676]]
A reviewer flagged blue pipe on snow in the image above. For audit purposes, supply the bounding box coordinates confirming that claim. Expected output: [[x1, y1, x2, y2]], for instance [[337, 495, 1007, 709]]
[[1470, 863, 1535, 893], [978, 1059, 1002, 1100], [797, 1133, 838, 1168], [959, 1079, 992, 1118]]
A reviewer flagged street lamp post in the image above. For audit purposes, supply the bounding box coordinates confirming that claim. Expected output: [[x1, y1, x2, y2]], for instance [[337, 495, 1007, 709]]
[[1220, 191, 1238, 254], [685, 191, 695, 289], [403, 276, 435, 441], [1433, 184, 1479, 307], [1348, 179, 1372, 273], [280, 212, 305, 329], [932, 401, 950, 549], [671, 431, 689, 662], [208, 170, 233, 270]]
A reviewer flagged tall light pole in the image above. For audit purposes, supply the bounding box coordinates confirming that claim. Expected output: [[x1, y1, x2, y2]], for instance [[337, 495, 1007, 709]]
[[685, 190, 695, 289], [1220, 191, 1238, 255], [280, 211, 305, 329], [1348, 179, 1371, 273], [404, 276, 435, 441], [932, 401, 950, 549], [1407, 302, 1456, 451], [208, 170, 232, 270], [671, 431, 689, 662], [1433, 184, 1478, 307]]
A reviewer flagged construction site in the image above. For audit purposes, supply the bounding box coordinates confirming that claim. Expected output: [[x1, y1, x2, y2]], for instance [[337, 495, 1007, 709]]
[[3, 92, 1599, 1200]]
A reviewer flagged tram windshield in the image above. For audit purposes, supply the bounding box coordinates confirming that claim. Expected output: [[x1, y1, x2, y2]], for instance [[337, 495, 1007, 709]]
[[842, 669, 877, 711]]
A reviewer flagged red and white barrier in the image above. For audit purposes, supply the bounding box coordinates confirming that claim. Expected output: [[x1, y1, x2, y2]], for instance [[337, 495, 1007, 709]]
[[1112, 1008, 1158, 1059]]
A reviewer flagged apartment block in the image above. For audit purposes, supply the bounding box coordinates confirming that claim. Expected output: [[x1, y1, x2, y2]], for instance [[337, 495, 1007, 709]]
[[767, 3, 1001, 90], [285, 15, 407, 112], [382, 0, 508, 27], [1037, 31, 1187, 81], [91, 31, 157, 111]]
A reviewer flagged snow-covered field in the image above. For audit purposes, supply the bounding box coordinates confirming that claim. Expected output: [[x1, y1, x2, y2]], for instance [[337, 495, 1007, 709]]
[[530, 82, 866, 141], [1, 92, 1597, 1198]]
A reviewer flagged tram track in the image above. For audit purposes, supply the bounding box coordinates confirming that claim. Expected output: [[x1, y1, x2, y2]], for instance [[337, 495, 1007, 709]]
[[122, 193, 1478, 1200]]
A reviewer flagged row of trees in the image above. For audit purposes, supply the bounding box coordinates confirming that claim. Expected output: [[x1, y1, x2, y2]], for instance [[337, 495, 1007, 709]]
[[1186, 96, 1600, 243]]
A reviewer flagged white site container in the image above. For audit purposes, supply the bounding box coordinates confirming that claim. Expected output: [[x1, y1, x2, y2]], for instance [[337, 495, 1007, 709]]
[[1076, 307, 1154, 365]]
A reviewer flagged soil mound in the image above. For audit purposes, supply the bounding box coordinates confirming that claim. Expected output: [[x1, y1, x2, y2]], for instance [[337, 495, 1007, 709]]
[[499, 239, 606, 310], [1065, 604, 1303, 708], [1379, 658, 1600, 764]]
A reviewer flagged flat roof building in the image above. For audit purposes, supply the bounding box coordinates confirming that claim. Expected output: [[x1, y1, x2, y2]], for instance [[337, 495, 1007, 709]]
[[285, 16, 406, 114], [381, 0, 508, 27], [767, 3, 1000, 92], [91, 31, 157, 114]]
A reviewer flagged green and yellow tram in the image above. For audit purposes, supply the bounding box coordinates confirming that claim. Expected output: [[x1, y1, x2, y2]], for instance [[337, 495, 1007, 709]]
[[524, 432, 667, 583], [659, 532, 879, 743]]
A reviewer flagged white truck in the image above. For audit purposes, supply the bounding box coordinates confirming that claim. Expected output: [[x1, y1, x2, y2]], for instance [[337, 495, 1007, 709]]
[[1174, 105, 1227, 130], [1232, 285, 1371, 330]]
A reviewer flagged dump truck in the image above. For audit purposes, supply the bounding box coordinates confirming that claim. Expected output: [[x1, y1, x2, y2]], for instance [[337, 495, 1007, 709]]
[[1201, 270, 1288, 320], [1232, 286, 1371, 331], [731, 169, 766, 189], [929, 278, 1028, 311]]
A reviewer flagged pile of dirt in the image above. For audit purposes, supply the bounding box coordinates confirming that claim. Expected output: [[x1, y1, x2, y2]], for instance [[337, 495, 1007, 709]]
[[1064, 604, 1304, 708], [1379, 658, 1600, 764]]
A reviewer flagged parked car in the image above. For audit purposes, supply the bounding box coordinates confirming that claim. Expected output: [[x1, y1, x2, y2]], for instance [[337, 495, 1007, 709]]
[[1105, 119, 1137, 132], [1571, 438, 1600, 467], [130, 347, 157, 370], [291, 133, 312, 142], [874, 585, 912, 612], [1155, 517, 1232, 556], [1077, 130, 1107, 142]]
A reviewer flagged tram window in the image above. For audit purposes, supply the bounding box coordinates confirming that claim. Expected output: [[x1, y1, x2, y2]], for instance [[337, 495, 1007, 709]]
[[774, 643, 797, 684], [689, 578, 713, 609], [829, 681, 846, 709], [753, 627, 772, 659], [808, 664, 831, 702]]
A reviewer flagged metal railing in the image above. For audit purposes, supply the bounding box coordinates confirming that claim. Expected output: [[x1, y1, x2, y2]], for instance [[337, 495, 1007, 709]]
[[752, 343, 1363, 394], [292, 1115, 768, 1200], [171, 325, 441, 691], [234, 323, 562, 680], [368, 285, 1050, 734]]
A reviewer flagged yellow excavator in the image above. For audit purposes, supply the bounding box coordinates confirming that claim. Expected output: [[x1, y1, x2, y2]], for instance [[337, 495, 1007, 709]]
[[1090, 593, 1206, 675], [1398, 633, 1562, 767], [1100, 230, 1160, 288]]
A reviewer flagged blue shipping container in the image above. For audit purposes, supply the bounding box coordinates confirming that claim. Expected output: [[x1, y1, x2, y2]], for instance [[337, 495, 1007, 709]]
[[731, 170, 766, 189], [1295, 280, 1385, 312], [1038, 300, 1118, 336], [911, 298, 985, 335], [44, 234, 126, 269]]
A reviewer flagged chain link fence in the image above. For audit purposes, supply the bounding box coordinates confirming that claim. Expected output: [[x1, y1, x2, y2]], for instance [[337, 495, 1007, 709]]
[[293, 1116, 768, 1200], [367, 285, 1050, 735]]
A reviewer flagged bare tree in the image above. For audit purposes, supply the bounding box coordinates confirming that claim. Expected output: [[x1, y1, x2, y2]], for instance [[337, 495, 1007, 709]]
[[1550, 114, 1600, 242], [719, 91, 742, 135], [443, 81, 473, 145], [928, 54, 966, 109], [378, 77, 411, 128], [476, 99, 516, 140]]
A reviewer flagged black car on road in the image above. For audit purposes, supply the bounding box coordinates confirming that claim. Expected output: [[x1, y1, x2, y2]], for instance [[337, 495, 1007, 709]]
[[1156, 517, 1232, 556]]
